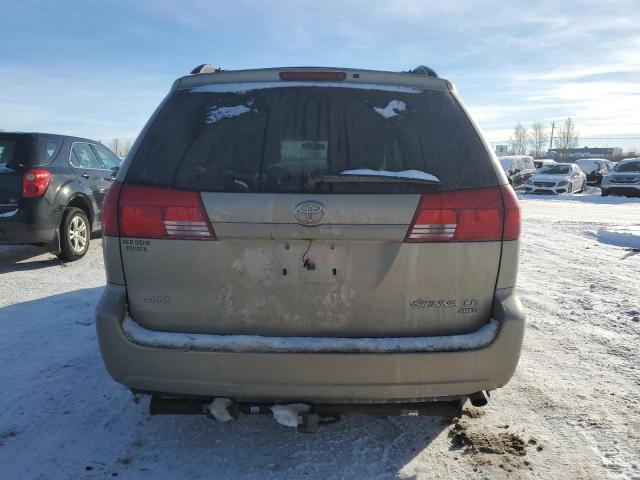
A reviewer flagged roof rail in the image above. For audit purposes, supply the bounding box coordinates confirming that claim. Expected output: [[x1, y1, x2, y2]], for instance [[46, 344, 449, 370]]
[[410, 65, 438, 77], [190, 64, 220, 74]]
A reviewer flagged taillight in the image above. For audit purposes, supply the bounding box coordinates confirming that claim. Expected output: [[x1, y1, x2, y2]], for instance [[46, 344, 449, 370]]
[[102, 181, 122, 237], [404, 186, 520, 242], [118, 184, 215, 240], [500, 184, 521, 240], [22, 169, 51, 198]]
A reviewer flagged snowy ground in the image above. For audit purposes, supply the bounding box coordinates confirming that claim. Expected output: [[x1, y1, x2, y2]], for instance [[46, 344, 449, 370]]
[[1, 192, 639, 479]]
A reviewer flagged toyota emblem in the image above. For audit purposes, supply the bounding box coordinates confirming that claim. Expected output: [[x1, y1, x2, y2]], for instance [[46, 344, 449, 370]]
[[294, 201, 325, 226]]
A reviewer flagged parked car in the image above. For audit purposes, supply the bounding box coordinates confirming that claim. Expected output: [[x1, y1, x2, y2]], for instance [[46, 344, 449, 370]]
[[96, 65, 525, 424], [601, 158, 640, 197], [524, 163, 587, 194], [533, 158, 556, 170], [498, 155, 536, 188], [575, 158, 613, 186], [0, 132, 121, 260]]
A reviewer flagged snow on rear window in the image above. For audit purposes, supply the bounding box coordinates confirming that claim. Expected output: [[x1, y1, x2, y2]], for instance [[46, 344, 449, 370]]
[[575, 159, 601, 173], [341, 169, 440, 182], [206, 105, 256, 124], [373, 100, 406, 118], [189, 82, 423, 94]]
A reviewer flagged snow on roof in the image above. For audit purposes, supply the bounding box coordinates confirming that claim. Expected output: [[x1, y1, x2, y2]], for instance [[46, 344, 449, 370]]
[[499, 158, 515, 169], [575, 159, 603, 173]]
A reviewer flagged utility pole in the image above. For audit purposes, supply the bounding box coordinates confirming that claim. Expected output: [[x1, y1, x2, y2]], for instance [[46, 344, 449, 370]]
[[549, 122, 555, 151]]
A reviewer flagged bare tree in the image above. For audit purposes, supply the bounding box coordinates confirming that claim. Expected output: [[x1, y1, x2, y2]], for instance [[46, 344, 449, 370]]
[[529, 122, 548, 158], [109, 138, 121, 156], [555, 117, 579, 157], [121, 140, 132, 158], [509, 123, 528, 155]]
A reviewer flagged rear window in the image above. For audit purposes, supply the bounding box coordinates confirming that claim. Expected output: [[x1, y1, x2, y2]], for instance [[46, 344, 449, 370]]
[[615, 161, 640, 172], [0, 134, 34, 171], [127, 84, 497, 193], [540, 165, 571, 175]]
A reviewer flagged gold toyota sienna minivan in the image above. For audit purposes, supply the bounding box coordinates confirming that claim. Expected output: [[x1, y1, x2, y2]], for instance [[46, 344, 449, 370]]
[[96, 65, 525, 427]]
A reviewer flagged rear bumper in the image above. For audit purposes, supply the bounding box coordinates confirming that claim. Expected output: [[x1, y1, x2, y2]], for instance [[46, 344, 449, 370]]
[[0, 206, 58, 245], [95, 284, 525, 403], [602, 185, 640, 196]]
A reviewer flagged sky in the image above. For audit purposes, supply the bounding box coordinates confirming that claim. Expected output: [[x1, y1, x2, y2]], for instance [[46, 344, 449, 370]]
[[1, 0, 639, 150]]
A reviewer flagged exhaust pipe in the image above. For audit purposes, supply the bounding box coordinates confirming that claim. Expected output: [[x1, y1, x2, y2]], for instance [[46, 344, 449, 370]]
[[468, 391, 490, 407]]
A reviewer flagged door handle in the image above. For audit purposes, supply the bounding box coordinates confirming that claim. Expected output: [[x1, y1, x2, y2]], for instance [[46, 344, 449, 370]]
[[81, 173, 90, 179]]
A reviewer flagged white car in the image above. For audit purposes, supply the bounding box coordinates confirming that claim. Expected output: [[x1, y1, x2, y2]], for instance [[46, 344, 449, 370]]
[[524, 163, 587, 194]]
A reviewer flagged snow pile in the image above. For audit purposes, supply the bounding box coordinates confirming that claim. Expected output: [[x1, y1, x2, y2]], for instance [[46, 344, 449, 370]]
[[340, 169, 440, 182], [597, 225, 640, 249], [207, 397, 234, 422], [373, 100, 406, 118], [271, 404, 310, 428], [190, 82, 423, 94], [206, 105, 255, 123], [121, 317, 497, 353], [518, 191, 640, 204]]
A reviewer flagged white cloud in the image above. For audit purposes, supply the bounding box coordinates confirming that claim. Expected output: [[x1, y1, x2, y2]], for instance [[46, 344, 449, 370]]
[[2, 0, 639, 147], [0, 67, 172, 141]]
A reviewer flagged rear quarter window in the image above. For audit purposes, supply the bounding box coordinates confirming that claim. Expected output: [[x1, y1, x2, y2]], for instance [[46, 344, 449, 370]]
[[127, 84, 499, 193], [35, 138, 63, 166]]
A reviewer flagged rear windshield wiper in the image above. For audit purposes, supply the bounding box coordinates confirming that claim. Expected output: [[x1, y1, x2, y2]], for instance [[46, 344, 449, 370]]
[[305, 174, 441, 186]]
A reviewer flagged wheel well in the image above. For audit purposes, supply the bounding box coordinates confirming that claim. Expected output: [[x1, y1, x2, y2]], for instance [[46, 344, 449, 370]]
[[66, 196, 93, 228]]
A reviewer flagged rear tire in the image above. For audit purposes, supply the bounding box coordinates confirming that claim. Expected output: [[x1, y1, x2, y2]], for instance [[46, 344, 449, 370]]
[[580, 180, 586, 193], [601, 189, 609, 197], [58, 207, 90, 261]]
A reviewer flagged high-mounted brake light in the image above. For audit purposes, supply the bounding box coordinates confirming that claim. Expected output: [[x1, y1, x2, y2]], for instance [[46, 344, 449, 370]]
[[404, 186, 520, 243], [22, 169, 51, 198], [279, 71, 347, 81], [117, 184, 215, 240]]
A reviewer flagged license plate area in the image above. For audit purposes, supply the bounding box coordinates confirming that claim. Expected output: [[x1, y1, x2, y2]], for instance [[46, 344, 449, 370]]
[[286, 241, 346, 285]]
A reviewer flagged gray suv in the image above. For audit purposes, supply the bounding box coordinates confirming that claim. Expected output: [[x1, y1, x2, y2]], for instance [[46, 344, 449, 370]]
[[96, 66, 525, 424]]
